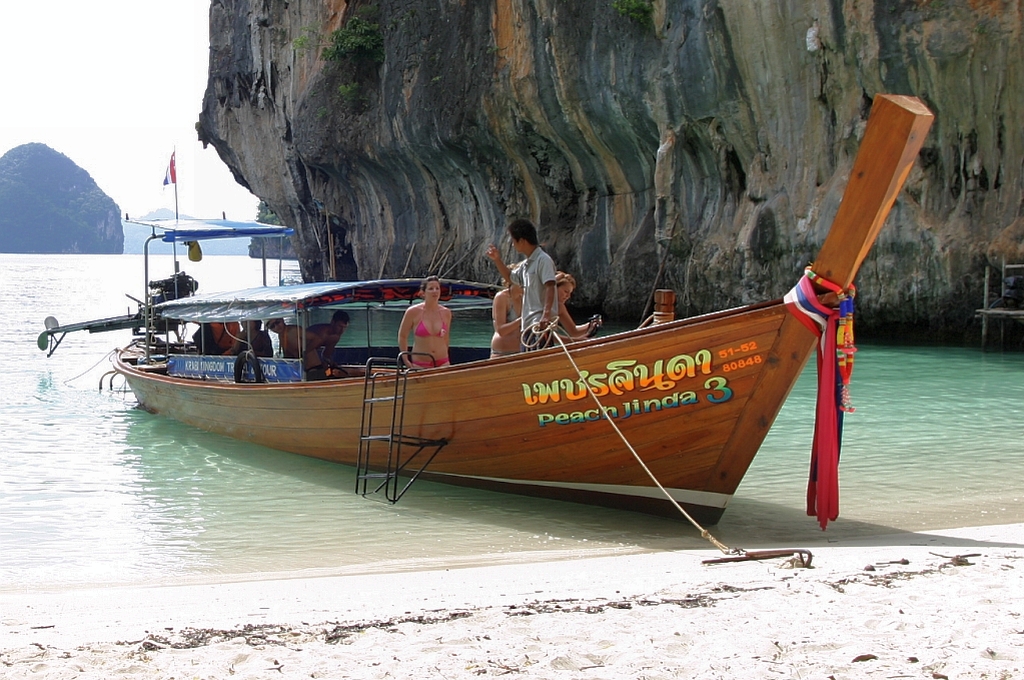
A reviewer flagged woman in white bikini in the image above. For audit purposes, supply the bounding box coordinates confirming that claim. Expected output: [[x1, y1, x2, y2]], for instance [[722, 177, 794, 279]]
[[398, 276, 453, 368]]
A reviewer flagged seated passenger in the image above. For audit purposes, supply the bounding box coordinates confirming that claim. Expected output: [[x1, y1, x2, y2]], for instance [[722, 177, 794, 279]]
[[192, 321, 241, 355], [230, 320, 274, 358], [490, 279, 523, 358], [267, 318, 300, 359], [555, 272, 601, 341], [398, 276, 452, 368], [303, 310, 350, 380]]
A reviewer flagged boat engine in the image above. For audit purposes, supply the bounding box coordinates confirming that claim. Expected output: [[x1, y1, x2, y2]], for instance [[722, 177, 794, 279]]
[[150, 272, 198, 304]]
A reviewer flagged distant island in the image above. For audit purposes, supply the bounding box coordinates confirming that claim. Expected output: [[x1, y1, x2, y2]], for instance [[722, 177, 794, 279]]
[[0, 143, 123, 254]]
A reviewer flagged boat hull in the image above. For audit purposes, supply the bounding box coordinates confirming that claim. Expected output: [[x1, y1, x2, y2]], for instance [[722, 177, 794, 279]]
[[117, 300, 814, 523]]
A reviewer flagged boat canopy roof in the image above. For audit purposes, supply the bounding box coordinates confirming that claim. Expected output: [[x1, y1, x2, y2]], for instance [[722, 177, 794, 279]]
[[154, 278, 501, 322], [126, 218, 294, 242]]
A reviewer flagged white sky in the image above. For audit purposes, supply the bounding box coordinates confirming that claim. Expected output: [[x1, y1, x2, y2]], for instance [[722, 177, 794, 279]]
[[0, 1, 260, 221]]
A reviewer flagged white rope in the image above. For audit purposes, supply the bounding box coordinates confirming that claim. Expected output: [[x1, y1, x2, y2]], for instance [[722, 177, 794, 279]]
[[61, 349, 117, 386], [214, 322, 248, 351]]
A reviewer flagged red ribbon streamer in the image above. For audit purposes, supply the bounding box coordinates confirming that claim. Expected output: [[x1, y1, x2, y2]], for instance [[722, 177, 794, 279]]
[[807, 312, 841, 530]]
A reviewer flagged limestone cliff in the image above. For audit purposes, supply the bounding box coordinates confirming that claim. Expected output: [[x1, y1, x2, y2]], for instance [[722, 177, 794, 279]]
[[0, 143, 123, 254], [198, 0, 1024, 338]]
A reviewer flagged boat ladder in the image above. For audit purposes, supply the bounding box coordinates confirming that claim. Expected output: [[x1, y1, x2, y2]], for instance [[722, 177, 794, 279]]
[[355, 355, 448, 502]]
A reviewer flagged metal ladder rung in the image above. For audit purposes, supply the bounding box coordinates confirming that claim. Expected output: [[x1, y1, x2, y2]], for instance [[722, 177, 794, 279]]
[[361, 434, 394, 442], [364, 395, 401, 403], [397, 435, 446, 446]]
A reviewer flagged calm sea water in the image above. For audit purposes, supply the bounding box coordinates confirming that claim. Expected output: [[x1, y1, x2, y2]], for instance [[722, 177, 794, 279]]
[[2, 254, 1023, 591]]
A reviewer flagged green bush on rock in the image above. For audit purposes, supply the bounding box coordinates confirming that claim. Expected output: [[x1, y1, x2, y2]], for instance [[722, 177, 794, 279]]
[[613, 0, 653, 28], [324, 15, 384, 64]]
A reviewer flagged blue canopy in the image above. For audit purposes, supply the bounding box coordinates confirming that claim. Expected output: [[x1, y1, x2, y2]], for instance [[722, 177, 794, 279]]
[[125, 218, 294, 242], [154, 278, 500, 322]]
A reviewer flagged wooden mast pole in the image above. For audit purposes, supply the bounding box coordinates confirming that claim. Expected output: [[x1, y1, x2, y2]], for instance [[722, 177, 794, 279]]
[[811, 95, 934, 288]]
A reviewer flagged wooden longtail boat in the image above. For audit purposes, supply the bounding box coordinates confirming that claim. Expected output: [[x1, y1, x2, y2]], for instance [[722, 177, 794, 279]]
[[110, 95, 932, 524]]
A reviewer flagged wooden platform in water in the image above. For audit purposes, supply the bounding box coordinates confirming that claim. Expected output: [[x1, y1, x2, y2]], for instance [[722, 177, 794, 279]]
[[977, 262, 1024, 349], [976, 308, 1024, 321], [976, 307, 1024, 351]]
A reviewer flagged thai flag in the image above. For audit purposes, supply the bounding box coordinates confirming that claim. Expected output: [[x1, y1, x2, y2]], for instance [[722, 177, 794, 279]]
[[163, 152, 177, 185]]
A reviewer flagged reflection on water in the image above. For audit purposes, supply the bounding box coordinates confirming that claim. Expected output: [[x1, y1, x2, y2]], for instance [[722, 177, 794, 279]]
[[2, 254, 1024, 590], [121, 409, 696, 584]]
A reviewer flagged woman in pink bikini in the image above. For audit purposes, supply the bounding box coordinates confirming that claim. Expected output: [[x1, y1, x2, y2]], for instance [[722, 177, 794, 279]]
[[397, 276, 453, 368]]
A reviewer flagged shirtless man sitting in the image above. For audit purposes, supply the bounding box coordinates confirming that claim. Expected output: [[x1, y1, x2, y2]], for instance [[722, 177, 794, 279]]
[[303, 310, 350, 380]]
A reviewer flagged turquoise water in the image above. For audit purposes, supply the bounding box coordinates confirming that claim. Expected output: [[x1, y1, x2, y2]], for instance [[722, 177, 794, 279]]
[[2, 254, 1023, 590]]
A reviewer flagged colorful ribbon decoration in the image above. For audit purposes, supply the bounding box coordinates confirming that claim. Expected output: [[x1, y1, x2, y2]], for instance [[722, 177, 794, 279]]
[[804, 268, 857, 412], [783, 267, 857, 530]]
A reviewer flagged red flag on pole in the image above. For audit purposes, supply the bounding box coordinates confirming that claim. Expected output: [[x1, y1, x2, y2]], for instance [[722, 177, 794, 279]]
[[163, 152, 177, 185]]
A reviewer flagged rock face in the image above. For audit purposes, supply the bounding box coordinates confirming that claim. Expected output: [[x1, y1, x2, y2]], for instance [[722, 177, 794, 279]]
[[198, 0, 1024, 338], [0, 143, 123, 254]]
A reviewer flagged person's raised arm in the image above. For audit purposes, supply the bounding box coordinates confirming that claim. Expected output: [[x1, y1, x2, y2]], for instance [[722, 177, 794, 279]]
[[486, 244, 512, 283]]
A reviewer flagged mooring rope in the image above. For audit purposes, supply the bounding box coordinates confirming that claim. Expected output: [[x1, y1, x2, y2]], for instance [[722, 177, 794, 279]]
[[61, 349, 117, 387], [531, 320, 737, 555]]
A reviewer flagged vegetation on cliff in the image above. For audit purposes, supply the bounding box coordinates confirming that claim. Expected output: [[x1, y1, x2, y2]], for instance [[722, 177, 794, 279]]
[[0, 143, 123, 254], [612, 0, 653, 28]]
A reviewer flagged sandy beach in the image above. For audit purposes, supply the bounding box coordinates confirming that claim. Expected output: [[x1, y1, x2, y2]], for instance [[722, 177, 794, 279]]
[[2, 523, 1022, 679]]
